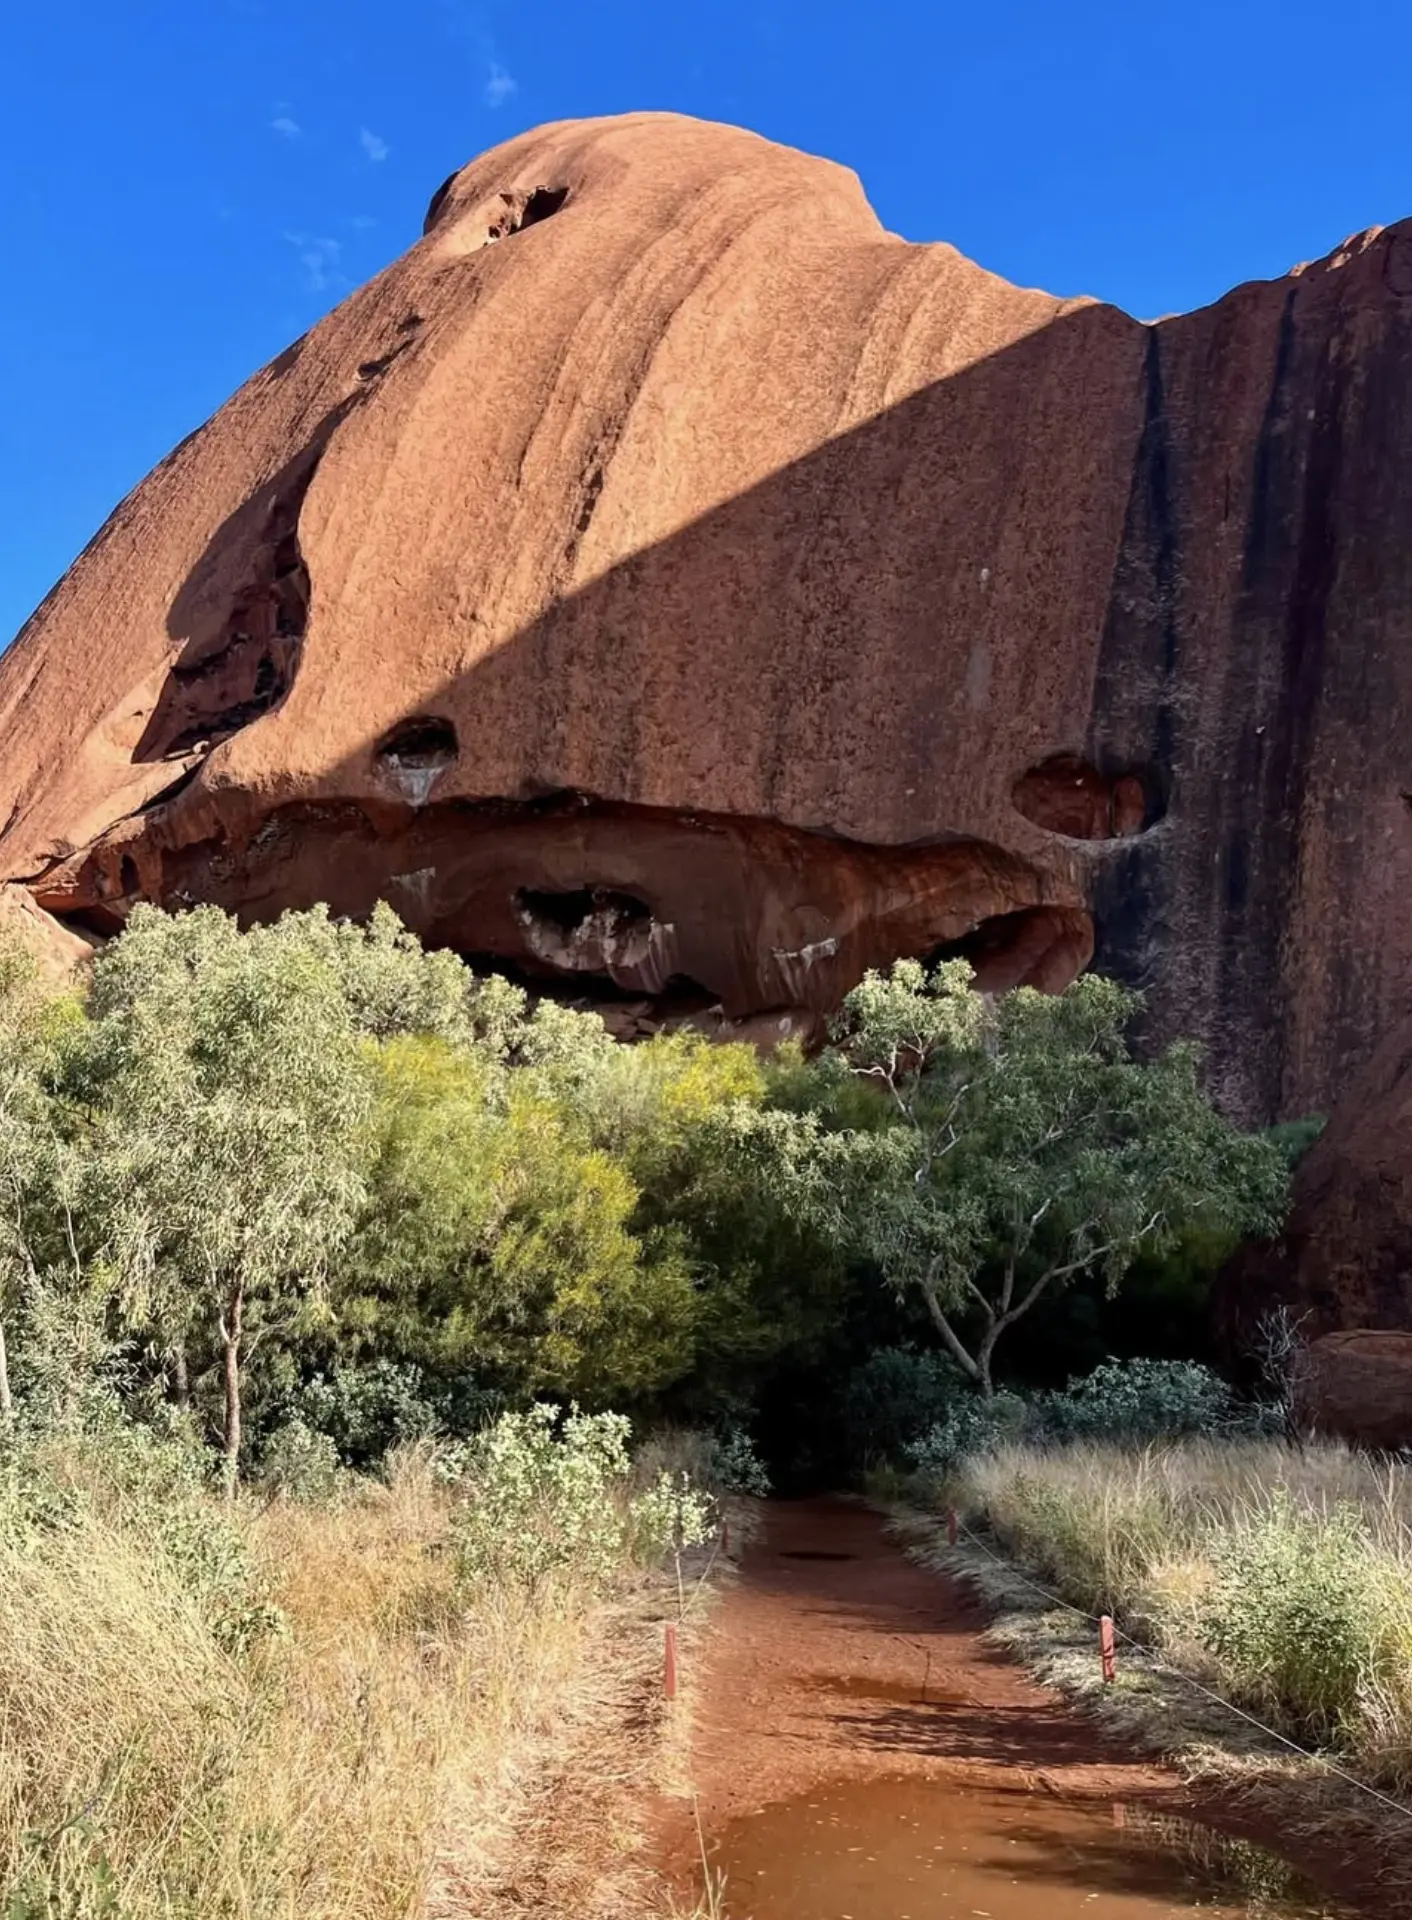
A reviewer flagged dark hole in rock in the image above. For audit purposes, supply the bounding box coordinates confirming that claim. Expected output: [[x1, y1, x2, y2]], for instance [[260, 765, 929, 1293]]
[[133, 763, 201, 814], [1012, 753, 1157, 840], [119, 856, 140, 897], [377, 715, 459, 771], [374, 717, 459, 803], [513, 884, 670, 989], [930, 905, 1095, 997], [50, 904, 126, 940], [516, 884, 650, 936], [488, 185, 568, 240]]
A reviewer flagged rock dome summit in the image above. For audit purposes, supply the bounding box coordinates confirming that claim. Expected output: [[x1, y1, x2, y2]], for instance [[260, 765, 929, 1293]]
[[3, 112, 1412, 1124]]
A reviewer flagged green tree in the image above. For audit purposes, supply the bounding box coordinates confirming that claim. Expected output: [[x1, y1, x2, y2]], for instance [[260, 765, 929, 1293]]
[[0, 946, 86, 1420], [829, 961, 1289, 1396], [341, 1034, 697, 1405], [83, 907, 377, 1483]]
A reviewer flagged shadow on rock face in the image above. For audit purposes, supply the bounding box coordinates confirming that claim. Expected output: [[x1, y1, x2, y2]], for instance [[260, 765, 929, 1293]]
[[18, 215, 1412, 1100]]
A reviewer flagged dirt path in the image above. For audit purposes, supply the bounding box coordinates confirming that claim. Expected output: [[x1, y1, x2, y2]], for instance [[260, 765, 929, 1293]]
[[656, 1498, 1381, 1917]]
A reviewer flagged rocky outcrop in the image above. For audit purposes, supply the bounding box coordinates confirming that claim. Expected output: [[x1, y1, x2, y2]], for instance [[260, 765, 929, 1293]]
[[1294, 1330, 1412, 1451], [1216, 1015, 1412, 1348], [2, 115, 1411, 1103]]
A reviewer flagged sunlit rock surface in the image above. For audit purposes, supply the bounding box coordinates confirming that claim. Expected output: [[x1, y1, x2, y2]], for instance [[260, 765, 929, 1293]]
[[2, 114, 1411, 1126]]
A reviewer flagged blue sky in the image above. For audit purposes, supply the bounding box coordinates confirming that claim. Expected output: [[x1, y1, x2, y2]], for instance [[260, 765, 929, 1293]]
[[3, 0, 1410, 647]]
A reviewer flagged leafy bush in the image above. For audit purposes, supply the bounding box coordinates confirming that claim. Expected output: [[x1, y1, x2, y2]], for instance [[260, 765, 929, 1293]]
[[288, 1360, 443, 1466], [707, 1423, 772, 1497], [843, 1346, 965, 1463], [951, 1437, 1412, 1787], [1036, 1357, 1236, 1442], [627, 1469, 717, 1562], [908, 1390, 1029, 1483], [448, 1403, 715, 1593], [1201, 1494, 1394, 1742], [257, 1417, 343, 1503]]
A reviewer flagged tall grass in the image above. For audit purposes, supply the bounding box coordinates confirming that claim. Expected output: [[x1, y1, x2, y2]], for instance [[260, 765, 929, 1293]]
[[0, 1432, 692, 1918], [954, 1438, 1412, 1791]]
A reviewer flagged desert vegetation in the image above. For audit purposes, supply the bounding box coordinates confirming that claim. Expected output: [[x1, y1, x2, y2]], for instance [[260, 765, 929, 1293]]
[[0, 901, 1336, 1912]]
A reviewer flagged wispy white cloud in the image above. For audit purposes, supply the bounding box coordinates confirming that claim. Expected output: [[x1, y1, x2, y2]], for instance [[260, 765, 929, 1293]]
[[271, 115, 301, 139], [483, 60, 516, 107], [359, 126, 390, 163], [283, 231, 344, 294]]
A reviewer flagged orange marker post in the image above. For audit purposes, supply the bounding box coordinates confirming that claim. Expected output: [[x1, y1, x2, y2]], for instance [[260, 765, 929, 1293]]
[[1100, 1614, 1116, 1683]]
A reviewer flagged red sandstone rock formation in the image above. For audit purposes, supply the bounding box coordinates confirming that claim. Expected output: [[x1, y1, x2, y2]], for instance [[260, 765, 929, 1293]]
[[1216, 1015, 1412, 1347], [1294, 1330, 1412, 1451], [1, 115, 1410, 1111]]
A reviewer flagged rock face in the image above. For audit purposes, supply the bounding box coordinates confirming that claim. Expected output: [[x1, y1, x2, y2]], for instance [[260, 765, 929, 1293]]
[[2, 114, 1412, 1107], [1294, 1330, 1412, 1451], [1216, 1016, 1412, 1348]]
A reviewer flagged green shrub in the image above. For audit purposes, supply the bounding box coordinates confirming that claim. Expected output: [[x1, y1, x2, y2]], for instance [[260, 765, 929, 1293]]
[[256, 1417, 344, 1503], [908, 1390, 1029, 1484], [843, 1346, 965, 1464], [1036, 1357, 1236, 1442], [447, 1403, 715, 1594], [287, 1360, 443, 1466], [707, 1424, 771, 1496], [1201, 1494, 1389, 1742]]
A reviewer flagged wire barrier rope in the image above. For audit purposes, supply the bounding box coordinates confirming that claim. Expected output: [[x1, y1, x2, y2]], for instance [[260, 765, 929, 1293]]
[[934, 1511, 1412, 1829]]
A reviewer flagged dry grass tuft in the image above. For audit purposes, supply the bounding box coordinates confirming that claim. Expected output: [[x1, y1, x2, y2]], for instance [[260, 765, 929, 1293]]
[[0, 1438, 718, 1919], [891, 1434, 1412, 1915]]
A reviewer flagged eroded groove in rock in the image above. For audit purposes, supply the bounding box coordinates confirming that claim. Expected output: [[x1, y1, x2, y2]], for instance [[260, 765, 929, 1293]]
[[1011, 755, 1157, 841], [135, 457, 317, 763], [28, 791, 1084, 1040]]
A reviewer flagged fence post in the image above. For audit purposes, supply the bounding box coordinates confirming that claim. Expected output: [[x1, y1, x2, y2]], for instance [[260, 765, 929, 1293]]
[[665, 1621, 679, 1700], [1100, 1614, 1116, 1683]]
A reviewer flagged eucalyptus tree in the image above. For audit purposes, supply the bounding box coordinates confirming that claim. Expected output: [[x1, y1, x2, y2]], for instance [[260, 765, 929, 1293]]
[[828, 961, 1289, 1396], [0, 945, 81, 1419], [84, 907, 379, 1481]]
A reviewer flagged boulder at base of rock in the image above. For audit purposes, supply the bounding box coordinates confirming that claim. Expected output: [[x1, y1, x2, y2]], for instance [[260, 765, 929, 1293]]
[[1294, 1330, 1412, 1451]]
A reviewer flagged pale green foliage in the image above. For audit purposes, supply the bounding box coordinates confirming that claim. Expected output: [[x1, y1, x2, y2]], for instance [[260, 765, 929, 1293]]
[[908, 1392, 1029, 1481], [829, 963, 1288, 1392], [82, 906, 380, 1472], [0, 945, 85, 1417], [257, 1416, 344, 1503], [955, 1437, 1412, 1786], [1036, 1356, 1239, 1441], [448, 1403, 715, 1591], [86, 906, 376, 1307], [1202, 1494, 1398, 1743], [627, 1468, 717, 1559]]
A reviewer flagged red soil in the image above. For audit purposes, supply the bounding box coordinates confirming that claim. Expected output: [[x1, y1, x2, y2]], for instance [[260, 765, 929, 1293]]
[[655, 1498, 1390, 1917]]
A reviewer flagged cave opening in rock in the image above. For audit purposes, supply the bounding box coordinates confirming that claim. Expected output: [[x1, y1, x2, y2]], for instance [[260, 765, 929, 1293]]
[[1012, 754, 1159, 840], [516, 885, 650, 939], [929, 904, 1095, 998], [136, 464, 315, 763], [377, 716, 459, 772]]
